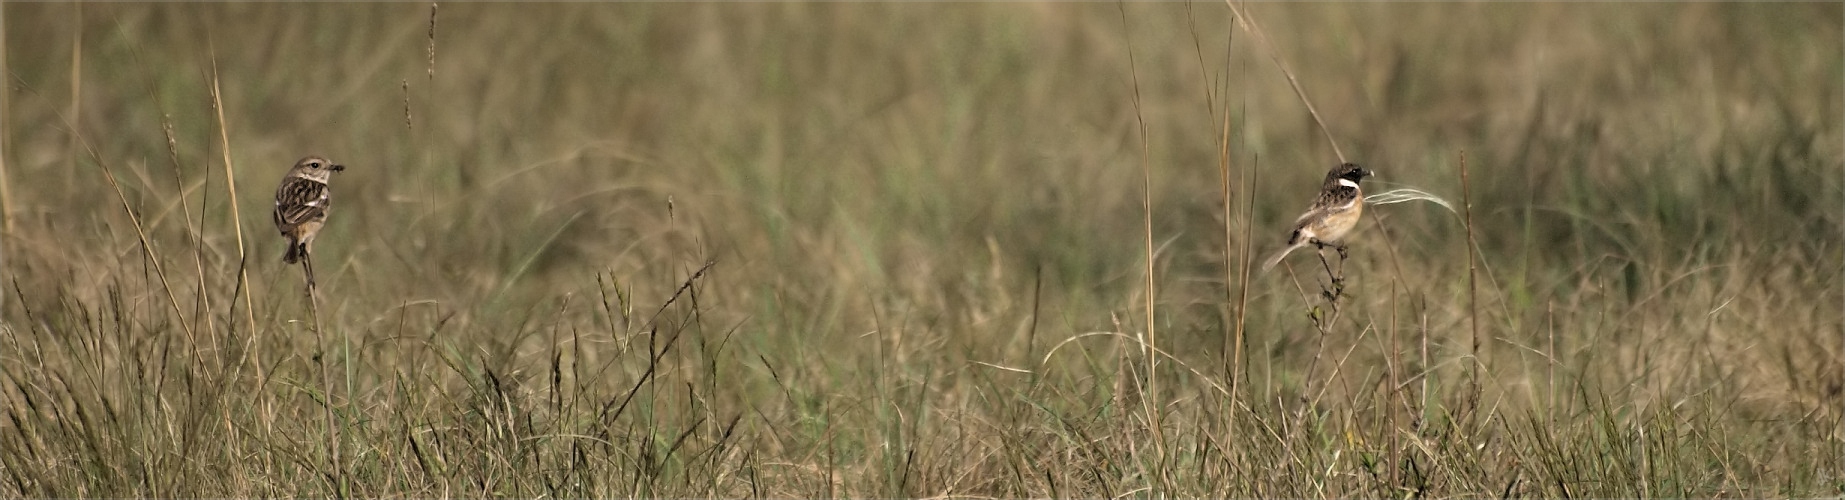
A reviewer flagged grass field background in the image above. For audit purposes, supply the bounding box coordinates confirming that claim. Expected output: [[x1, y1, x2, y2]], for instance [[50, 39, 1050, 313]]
[[0, 2, 1840, 497]]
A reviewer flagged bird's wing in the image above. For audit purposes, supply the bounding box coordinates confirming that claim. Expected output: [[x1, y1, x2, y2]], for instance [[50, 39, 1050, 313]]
[[274, 177, 331, 229], [1292, 183, 1358, 223]]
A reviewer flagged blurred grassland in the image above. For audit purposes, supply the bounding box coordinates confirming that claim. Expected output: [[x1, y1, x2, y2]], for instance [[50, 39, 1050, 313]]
[[0, 2, 1840, 497]]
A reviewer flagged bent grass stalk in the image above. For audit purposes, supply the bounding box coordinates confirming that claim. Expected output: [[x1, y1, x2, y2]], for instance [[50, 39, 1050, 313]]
[[1116, 0, 1167, 487], [303, 254, 342, 495], [207, 40, 262, 380], [15, 72, 196, 347], [0, 2, 12, 236]]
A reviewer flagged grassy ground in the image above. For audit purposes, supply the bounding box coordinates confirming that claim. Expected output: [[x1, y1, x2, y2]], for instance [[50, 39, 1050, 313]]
[[0, 2, 1840, 497]]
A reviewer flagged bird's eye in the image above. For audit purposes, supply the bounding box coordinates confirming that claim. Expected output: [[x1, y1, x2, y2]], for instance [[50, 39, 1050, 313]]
[[309, 162, 321, 168]]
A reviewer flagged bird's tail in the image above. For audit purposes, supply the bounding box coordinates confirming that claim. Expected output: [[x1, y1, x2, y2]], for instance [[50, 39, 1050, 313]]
[[283, 241, 306, 264], [1260, 242, 1307, 273]]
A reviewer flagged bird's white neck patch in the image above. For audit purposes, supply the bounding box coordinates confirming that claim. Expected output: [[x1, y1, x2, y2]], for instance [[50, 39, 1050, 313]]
[[1337, 178, 1360, 189]]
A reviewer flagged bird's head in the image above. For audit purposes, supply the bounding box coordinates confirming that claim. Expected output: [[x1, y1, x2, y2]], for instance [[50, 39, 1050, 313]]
[[1333, 163, 1373, 183], [291, 155, 346, 181]]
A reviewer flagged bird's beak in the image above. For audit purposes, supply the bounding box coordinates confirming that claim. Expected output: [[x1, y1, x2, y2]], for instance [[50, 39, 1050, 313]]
[[1364, 169, 1376, 177], [330, 164, 346, 172]]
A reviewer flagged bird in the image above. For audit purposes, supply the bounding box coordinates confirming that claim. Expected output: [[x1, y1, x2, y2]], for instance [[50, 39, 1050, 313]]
[[273, 155, 346, 273], [1261, 162, 1374, 272]]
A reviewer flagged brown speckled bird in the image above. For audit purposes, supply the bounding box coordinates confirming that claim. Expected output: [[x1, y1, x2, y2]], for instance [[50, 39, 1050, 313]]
[[1262, 162, 1373, 272], [273, 155, 345, 266]]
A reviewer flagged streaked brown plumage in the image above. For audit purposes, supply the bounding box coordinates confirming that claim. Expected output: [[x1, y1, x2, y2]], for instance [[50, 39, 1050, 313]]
[[273, 155, 345, 264], [1262, 162, 1373, 272]]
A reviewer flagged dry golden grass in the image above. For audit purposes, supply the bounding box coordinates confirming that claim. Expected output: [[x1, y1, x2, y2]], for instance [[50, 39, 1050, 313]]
[[0, 3, 1838, 497]]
